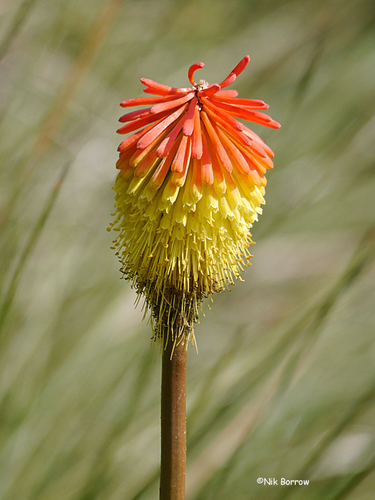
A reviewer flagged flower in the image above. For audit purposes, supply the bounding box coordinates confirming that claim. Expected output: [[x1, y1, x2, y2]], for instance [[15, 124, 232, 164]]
[[109, 56, 280, 343]]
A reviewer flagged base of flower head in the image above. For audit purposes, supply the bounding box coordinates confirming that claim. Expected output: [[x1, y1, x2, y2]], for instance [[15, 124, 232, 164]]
[[146, 281, 201, 348], [109, 158, 266, 342]]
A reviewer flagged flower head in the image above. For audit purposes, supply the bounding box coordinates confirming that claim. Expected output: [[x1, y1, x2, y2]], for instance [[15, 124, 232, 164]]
[[109, 56, 280, 344]]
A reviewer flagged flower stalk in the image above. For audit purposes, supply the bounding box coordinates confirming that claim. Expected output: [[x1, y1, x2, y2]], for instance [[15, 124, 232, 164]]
[[160, 332, 188, 500]]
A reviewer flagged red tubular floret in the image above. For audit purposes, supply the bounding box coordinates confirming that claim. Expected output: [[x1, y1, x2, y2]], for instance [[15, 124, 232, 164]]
[[201, 111, 232, 174], [217, 73, 236, 90], [205, 99, 280, 129], [201, 97, 243, 131], [120, 95, 185, 107], [204, 106, 252, 147], [217, 55, 250, 89], [119, 108, 151, 123], [117, 116, 168, 152], [188, 62, 205, 86], [242, 127, 275, 158], [117, 109, 170, 134], [137, 104, 188, 149], [183, 97, 197, 136], [211, 96, 268, 110], [171, 135, 189, 173], [134, 149, 159, 178], [141, 78, 189, 96], [191, 105, 203, 160], [150, 92, 194, 115], [116, 144, 138, 169], [149, 140, 181, 190], [215, 126, 251, 175], [200, 130, 214, 185], [157, 114, 187, 157], [231, 55, 250, 77], [214, 90, 238, 98], [201, 84, 221, 97]]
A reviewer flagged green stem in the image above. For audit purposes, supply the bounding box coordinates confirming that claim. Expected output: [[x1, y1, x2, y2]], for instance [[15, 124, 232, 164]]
[[160, 334, 187, 500]]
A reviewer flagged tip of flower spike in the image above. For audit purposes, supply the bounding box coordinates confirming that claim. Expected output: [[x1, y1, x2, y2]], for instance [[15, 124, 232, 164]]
[[188, 62, 205, 86]]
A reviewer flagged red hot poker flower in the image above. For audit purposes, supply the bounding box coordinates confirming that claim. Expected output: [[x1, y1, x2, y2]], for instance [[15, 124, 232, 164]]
[[109, 56, 280, 343]]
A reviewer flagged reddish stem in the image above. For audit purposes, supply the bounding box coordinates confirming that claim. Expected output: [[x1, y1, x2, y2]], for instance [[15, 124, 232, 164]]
[[160, 335, 187, 500]]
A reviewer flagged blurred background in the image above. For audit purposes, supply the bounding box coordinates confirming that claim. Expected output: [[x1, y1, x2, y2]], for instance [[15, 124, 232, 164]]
[[1, 0, 375, 498]]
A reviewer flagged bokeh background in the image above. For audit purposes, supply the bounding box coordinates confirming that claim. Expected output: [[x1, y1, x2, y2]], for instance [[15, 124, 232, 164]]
[[1, 0, 375, 499]]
